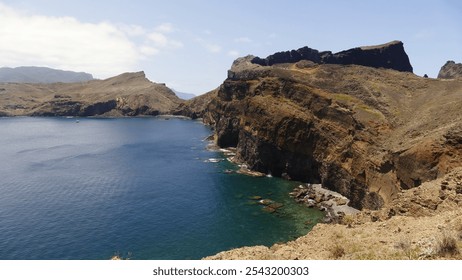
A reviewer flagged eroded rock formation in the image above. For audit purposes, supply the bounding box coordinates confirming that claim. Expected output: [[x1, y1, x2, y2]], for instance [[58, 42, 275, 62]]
[[251, 40, 413, 73], [190, 42, 462, 210], [438, 61, 462, 79]]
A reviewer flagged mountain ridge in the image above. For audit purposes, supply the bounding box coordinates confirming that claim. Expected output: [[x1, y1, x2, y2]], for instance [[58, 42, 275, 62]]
[[0, 71, 180, 116], [0, 66, 94, 83], [250, 40, 413, 72]]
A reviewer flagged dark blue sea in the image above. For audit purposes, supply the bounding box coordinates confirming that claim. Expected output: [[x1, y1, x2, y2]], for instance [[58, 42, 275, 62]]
[[0, 117, 323, 260]]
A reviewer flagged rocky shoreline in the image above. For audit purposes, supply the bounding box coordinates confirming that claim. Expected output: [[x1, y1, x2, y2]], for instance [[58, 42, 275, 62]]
[[290, 184, 359, 223], [207, 139, 360, 224]]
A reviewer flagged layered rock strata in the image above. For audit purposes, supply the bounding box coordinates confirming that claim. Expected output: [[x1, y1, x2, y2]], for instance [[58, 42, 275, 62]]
[[190, 42, 462, 211]]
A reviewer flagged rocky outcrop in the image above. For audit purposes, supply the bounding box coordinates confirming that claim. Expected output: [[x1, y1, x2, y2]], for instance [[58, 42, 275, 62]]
[[438, 61, 462, 79], [0, 71, 181, 116], [195, 42, 462, 210], [251, 40, 413, 73]]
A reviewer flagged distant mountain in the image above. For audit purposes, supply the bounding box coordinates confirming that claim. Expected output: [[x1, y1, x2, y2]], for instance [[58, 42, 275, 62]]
[[0, 66, 94, 83], [172, 89, 196, 100], [0, 71, 181, 116]]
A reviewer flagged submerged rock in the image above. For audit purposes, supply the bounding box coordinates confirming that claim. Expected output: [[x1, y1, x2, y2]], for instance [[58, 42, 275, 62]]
[[267, 202, 284, 209], [258, 199, 275, 206], [262, 206, 277, 213]]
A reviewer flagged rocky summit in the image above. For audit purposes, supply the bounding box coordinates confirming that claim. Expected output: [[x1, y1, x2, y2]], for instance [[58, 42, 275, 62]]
[[438, 61, 462, 79], [251, 40, 413, 73], [0, 71, 181, 116], [188, 41, 462, 259]]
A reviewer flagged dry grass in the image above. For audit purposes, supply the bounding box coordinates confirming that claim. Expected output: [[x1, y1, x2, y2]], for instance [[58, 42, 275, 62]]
[[435, 233, 459, 257], [329, 244, 346, 259], [342, 214, 355, 228]]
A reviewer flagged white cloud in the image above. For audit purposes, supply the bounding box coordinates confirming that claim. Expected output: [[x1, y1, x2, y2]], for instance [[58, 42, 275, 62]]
[[155, 22, 174, 33], [120, 24, 147, 37], [148, 32, 169, 47], [0, 3, 142, 77], [147, 31, 183, 49], [235, 37, 252, 43], [139, 45, 159, 56], [0, 3, 182, 78], [205, 43, 222, 53], [195, 38, 222, 53], [227, 50, 240, 57]]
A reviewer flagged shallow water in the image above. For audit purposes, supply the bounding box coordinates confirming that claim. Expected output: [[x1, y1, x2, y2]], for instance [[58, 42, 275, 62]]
[[0, 117, 323, 259]]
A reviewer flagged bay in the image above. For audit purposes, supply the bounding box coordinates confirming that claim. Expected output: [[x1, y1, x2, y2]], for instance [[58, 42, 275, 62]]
[[0, 117, 323, 260]]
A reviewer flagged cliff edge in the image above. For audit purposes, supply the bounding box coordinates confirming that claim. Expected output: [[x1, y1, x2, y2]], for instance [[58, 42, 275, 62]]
[[196, 41, 462, 259], [251, 40, 413, 72], [186, 41, 462, 212]]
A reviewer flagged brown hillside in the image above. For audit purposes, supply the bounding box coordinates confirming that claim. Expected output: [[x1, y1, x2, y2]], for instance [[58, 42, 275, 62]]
[[200, 59, 462, 209], [0, 71, 180, 116], [192, 46, 462, 259]]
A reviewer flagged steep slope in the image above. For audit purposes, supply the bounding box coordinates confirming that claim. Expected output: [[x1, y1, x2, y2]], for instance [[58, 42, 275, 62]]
[[192, 43, 462, 210], [0, 71, 180, 116], [0, 66, 93, 83], [196, 42, 462, 260], [206, 169, 462, 260]]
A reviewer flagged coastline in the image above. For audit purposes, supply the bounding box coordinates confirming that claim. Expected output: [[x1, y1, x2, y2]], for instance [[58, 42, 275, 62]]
[[205, 168, 462, 260]]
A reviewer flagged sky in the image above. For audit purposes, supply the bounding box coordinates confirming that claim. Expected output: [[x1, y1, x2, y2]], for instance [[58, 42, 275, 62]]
[[0, 0, 461, 95]]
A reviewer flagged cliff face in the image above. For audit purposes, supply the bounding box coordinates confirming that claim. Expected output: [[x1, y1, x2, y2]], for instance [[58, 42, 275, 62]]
[[251, 41, 413, 73], [198, 45, 462, 210], [0, 71, 181, 116], [438, 61, 462, 79]]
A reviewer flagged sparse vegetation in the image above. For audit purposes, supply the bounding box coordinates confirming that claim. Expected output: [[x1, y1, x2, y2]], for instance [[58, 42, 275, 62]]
[[342, 215, 355, 228], [394, 239, 419, 259], [329, 244, 345, 259], [436, 233, 459, 258]]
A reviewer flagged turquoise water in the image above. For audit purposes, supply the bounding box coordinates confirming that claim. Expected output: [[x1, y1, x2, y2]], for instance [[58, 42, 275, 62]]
[[0, 117, 323, 260]]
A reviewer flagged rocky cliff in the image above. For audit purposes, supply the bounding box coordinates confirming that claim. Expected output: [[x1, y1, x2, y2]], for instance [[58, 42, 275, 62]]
[[438, 61, 462, 79], [191, 42, 462, 210], [251, 40, 413, 73], [0, 71, 180, 116]]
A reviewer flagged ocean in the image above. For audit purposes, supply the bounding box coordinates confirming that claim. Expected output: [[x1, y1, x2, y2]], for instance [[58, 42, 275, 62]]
[[0, 117, 323, 259]]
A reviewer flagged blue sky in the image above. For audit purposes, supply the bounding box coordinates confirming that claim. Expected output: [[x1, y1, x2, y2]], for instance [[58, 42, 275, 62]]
[[0, 0, 461, 94]]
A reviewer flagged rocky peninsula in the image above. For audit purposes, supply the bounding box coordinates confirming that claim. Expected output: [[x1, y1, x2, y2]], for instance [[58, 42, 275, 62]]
[[0, 71, 180, 116], [2, 40, 462, 259], [178, 41, 462, 259]]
